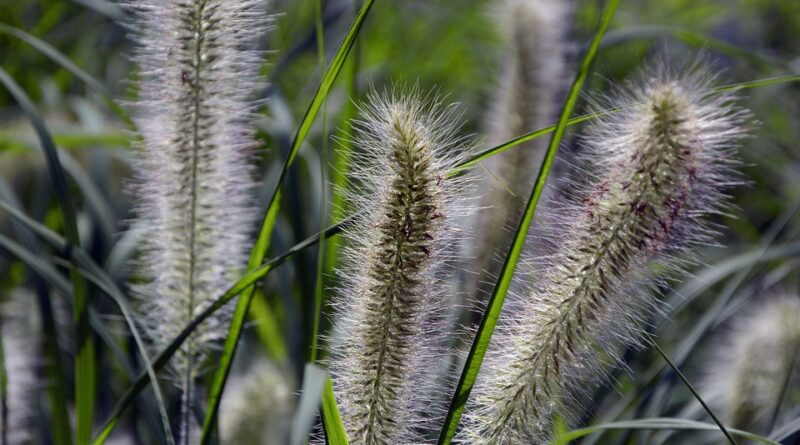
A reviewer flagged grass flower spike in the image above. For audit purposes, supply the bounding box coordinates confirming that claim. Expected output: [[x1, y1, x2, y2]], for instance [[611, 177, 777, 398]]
[[330, 91, 473, 444], [127, 0, 267, 442], [219, 360, 295, 444], [468, 0, 571, 304], [0, 290, 39, 444], [462, 68, 750, 443], [704, 296, 800, 433]]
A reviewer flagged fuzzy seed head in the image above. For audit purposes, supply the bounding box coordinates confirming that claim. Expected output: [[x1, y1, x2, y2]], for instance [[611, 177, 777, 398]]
[[703, 296, 800, 433], [219, 360, 295, 444], [126, 0, 268, 380], [329, 91, 473, 445], [462, 68, 750, 444], [468, 0, 572, 307], [0, 290, 40, 444]]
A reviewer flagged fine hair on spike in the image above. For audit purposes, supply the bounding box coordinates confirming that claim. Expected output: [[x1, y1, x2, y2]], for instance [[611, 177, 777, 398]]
[[702, 295, 800, 434], [460, 63, 752, 444], [328, 88, 475, 444], [465, 0, 573, 314], [124, 0, 270, 443]]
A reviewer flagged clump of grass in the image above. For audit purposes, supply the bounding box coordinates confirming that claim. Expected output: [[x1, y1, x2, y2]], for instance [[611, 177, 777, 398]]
[[329, 90, 474, 444], [461, 67, 751, 444], [703, 295, 800, 434], [125, 0, 267, 442]]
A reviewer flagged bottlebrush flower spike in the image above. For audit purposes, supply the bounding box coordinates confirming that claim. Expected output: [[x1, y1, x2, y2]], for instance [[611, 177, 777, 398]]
[[219, 360, 295, 444], [126, 0, 267, 442], [461, 68, 751, 444], [329, 90, 473, 444], [468, 0, 571, 300], [703, 296, 800, 433], [0, 290, 39, 444]]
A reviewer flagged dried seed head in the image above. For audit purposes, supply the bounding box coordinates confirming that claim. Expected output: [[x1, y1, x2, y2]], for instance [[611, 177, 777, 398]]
[[462, 67, 751, 444], [329, 90, 474, 444], [703, 296, 800, 433]]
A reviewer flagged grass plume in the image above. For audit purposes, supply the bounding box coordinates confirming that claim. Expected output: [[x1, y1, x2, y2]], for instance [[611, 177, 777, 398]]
[[126, 0, 267, 441], [703, 296, 800, 434], [461, 67, 751, 444], [329, 90, 473, 444]]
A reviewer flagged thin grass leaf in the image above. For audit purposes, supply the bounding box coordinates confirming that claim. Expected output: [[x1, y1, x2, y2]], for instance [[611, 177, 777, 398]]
[[437, 1, 620, 442], [0, 67, 90, 445], [651, 340, 737, 444], [310, 0, 329, 366], [322, 378, 349, 445], [550, 418, 780, 444], [0, 24, 134, 129], [200, 2, 375, 443]]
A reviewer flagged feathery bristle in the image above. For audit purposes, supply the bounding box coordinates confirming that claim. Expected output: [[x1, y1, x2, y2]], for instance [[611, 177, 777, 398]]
[[461, 67, 751, 444], [126, 0, 268, 441], [703, 296, 800, 433], [329, 90, 474, 444]]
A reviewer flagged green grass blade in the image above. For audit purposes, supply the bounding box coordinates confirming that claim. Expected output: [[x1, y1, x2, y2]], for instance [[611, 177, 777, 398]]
[[436, 1, 620, 443], [0, 67, 89, 445], [0, 24, 134, 129], [310, 0, 329, 367], [550, 418, 779, 444], [651, 340, 737, 444], [199, 2, 375, 443], [321, 378, 349, 445]]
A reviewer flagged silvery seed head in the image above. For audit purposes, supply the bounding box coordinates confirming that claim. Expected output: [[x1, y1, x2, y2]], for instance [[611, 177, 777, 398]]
[[125, 0, 268, 440], [461, 66, 751, 444], [0, 289, 40, 445], [329, 90, 474, 445], [219, 360, 295, 444], [703, 296, 800, 433]]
